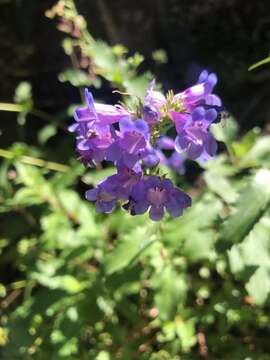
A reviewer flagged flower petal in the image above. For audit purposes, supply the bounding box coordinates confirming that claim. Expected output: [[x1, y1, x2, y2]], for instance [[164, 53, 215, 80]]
[[175, 134, 189, 153], [157, 136, 175, 150], [149, 206, 164, 221], [187, 141, 203, 159], [205, 134, 217, 157], [96, 200, 115, 213], [119, 117, 134, 133], [85, 188, 98, 201], [192, 107, 205, 122], [106, 142, 122, 162], [134, 200, 149, 215]]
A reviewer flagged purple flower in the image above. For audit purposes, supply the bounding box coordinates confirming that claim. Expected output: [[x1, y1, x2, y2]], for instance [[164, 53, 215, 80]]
[[69, 122, 114, 166], [175, 107, 218, 159], [69, 89, 119, 165], [107, 117, 150, 169], [167, 151, 186, 175], [173, 70, 221, 112], [156, 136, 175, 150], [85, 184, 117, 214], [143, 80, 166, 124], [143, 146, 165, 168], [69, 76, 224, 221], [74, 89, 130, 125], [155, 136, 186, 174], [128, 176, 191, 221], [94, 102, 131, 125], [85, 166, 142, 213]]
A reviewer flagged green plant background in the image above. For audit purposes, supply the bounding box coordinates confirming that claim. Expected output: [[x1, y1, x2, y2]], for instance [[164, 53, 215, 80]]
[[1, 1, 270, 359]]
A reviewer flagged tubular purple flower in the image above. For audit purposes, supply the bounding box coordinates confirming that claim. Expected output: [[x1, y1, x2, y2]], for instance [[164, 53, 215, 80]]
[[106, 117, 150, 170], [175, 107, 218, 160], [94, 102, 131, 125], [85, 166, 142, 213], [167, 151, 186, 175], [156, 136, 175, 150], [143, 146, 166, 168], [69, 89, 124, 165], [128, 176, 191, 221], [69, 120, 114, 166], [85, 186, 117, 214], [172, 70, 222, 113], [70, 75, 224, 221], [143, 80, 166, 124]]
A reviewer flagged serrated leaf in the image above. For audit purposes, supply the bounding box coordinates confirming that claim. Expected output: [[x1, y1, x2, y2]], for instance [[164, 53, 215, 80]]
[[105, 224, 157, 275], [228, 214, 270, 305], [221, 169, 270, 246], [204, 171, 238, 204], [89, 41, 118, 73], [211, 117, 239, 144], [228, 245, 245, 274], [182, 229, 216, 261], [154, 266, 187, 320], [246, 267, 270, 305], [232, 128, 260, 158], [239, 136, 270, 168], [163, 193, 222, 245]]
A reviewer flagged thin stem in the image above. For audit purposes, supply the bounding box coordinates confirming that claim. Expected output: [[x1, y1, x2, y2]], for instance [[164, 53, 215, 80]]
[[0, 148, 69, 172], [0, 102, 67, 131], [0, 103, 24, 112]]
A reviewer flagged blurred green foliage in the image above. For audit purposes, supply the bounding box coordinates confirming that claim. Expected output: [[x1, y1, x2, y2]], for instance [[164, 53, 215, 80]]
[[1, 1, 270, 359]]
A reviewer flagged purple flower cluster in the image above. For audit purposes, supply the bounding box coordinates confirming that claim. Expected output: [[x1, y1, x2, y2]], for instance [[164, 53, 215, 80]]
[[70, 70, 223, 221]]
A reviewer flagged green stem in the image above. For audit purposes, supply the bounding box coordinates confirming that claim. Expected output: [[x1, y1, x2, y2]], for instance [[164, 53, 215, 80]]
[[0, 102, 66, 130], [0, 148, 69, 172], [225, 141, 237, 165], [0, 103, 24, 112]]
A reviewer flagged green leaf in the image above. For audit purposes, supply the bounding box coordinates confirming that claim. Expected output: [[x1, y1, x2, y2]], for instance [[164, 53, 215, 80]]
[[221, 169, 270, 246], [211, 116, 239, 144], [59, 68, 101, 87], [232, 128, 260, 159], [105, 224, 157, 275], [38, 125, 57, 144], [182, 229, 216, 261], [246, 267, 270, 305], [152, 49, 168, 64], [163, 193, 222, 246], [32, 273, 85, 294], [14, 82, 33, 111], [228, 213, 270, 304], [96, 351, 111, 360], [175, 317, 197, 351], [154, 266, 187, 320], [58, 337, 78, 357], [89, 41, 118, 73], [14, 187, 43, 206], [123, 73, 152, 98], [204, 171, 238, 204], [239, 136, 270, 168], [15, 163, 45, 187]]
